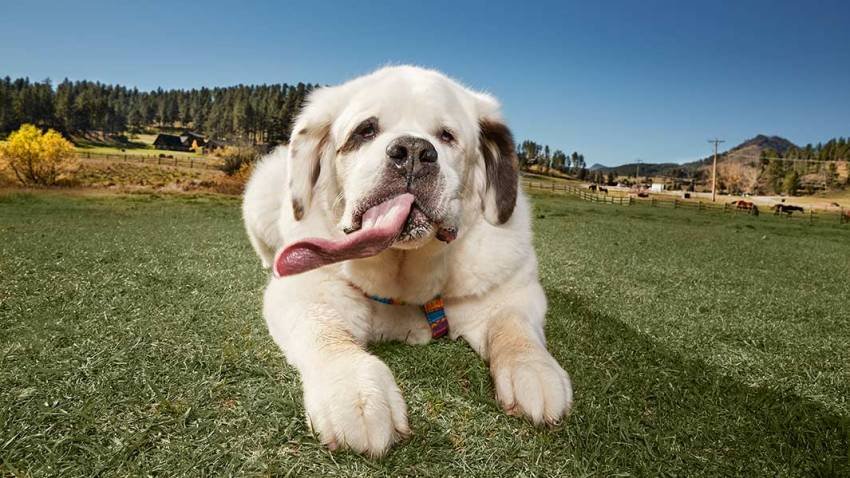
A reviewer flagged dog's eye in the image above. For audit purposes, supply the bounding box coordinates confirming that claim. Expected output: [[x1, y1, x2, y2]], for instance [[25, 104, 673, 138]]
[[355, 121, 378, 140], [439, 129, 455, 143]]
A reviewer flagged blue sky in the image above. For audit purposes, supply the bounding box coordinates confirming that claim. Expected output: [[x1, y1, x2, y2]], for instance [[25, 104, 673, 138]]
[[2, 0, 848, 166]]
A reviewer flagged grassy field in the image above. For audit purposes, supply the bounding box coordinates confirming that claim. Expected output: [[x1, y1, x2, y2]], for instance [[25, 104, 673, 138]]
[[72, 133, 201, 160], [1, 190, 848, 476], [71, 157, 229, 191]]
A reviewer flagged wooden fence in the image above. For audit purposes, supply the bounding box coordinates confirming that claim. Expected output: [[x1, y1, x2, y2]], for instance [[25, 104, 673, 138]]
[[522, 180, 850, 226], [76, 151, 221, 170]]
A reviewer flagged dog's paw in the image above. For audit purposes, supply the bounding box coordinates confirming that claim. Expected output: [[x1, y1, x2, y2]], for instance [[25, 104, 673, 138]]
[[303, 355, 409, 457], [492, 349, 573, 425]]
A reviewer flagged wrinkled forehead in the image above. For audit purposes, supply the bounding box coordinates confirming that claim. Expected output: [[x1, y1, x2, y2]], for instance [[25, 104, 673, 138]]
[[331, 75, 478, 140]]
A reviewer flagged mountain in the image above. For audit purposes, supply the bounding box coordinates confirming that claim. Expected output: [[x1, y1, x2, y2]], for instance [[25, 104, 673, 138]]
[[690, 134, 798, 169], [729, 134, 797, 156], [592, 162, 691, 178], [593, 134, 799, 178]]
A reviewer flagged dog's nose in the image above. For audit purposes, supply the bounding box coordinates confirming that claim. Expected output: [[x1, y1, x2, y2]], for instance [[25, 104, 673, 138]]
[[386, 136, 438, 177]]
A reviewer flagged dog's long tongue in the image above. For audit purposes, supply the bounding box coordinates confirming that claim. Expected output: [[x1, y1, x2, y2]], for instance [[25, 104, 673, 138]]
[[273, 193, 415, 277]]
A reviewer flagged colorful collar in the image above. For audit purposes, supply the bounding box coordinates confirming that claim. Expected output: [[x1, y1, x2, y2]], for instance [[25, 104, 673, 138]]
[[365, 294, 449, 339]]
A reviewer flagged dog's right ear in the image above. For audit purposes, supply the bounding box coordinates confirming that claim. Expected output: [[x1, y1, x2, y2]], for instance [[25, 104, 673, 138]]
[[287, 88, 337, 221]]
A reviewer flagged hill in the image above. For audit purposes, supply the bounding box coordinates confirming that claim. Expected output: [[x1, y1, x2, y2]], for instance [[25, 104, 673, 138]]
[[590, 162, 695, 178], [690, 134, 798, 169], [593, 134, 800, 180]]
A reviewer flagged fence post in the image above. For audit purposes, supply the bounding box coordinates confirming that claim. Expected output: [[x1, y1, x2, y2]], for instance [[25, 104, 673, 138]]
[[651, 198, 656, 207], [673, 199, 678, 208], [810, 210, 814, 224], [698, 201, 703, 212], [190, 159, 194, 168]]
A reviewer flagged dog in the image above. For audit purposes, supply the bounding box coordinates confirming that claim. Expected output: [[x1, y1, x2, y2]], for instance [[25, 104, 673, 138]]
[[242, 66, 573, 456]]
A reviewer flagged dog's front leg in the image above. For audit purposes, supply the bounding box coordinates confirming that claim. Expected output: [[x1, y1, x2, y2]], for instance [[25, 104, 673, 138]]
[[487, 312, 573, 425], [453, 282, 573, 425], [263, 279, 410, 457]]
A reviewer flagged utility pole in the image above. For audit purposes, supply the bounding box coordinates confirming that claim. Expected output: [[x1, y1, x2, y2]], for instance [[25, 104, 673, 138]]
[[708, 138, 725, 202], [635, 159, 643, 180]]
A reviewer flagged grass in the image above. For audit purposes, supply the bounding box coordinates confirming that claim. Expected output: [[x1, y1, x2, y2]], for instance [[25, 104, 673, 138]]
[[71, 158, 224, 190], [1, 190, 848, 476], [72, 133, 200, 160], [74, 144, 199, 160]]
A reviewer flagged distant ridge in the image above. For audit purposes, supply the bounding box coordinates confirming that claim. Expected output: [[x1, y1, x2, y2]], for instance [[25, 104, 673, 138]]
[[590, 162, 694, 178], [691, 134, 799, 168], [593, 134, 800, 178]]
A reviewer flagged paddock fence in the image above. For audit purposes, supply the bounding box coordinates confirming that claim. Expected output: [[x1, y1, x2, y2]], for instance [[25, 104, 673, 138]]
[[76, 151, 222, 170], [522, 180, 850, 226]]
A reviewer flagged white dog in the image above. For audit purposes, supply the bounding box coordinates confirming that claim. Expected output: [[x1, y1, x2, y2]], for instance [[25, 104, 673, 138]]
[[242, 66, 572, 456]]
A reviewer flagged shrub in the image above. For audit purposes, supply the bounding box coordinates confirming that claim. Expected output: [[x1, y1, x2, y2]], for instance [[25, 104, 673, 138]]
[[0, 124, 78, 186], [212, 160, 254, 195], [219, 145, 258, 176]]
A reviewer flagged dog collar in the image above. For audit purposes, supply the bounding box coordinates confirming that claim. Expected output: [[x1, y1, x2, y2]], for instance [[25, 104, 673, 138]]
[[365, 293, 449, 339]]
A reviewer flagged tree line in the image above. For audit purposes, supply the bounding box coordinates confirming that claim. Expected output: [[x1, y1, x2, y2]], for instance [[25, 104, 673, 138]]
[[758, 141, 850, 194], [0, 76, 318, 143], [0, 75, 592, 173], [516, 139, 588, 179]]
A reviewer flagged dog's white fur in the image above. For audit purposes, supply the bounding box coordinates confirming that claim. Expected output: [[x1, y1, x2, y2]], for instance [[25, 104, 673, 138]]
[[243, 66, 572, 456]]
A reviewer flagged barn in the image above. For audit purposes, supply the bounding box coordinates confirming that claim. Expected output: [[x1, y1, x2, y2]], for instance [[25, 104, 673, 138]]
[[153, 134, 190, 151], [179, 131, 206, 148]]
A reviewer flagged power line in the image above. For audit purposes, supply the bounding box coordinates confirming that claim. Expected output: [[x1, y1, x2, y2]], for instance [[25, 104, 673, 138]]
[[624, 154, 849, 166], [713, 155, 848, 165]]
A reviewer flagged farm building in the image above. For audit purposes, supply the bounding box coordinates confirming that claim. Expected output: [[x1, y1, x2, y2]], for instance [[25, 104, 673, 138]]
[[204, 139, 226, 151], [650, 183, 666, 192], [153, 134, 190, 151], [153, 131, 207, 152], [179, 131, 206, 148]]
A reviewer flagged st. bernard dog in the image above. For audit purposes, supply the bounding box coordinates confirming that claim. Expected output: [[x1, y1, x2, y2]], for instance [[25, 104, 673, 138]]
[[242, 66, 572, 456]]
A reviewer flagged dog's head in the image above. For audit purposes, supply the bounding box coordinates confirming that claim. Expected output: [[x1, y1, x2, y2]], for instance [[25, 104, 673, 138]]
[[287, 66, 518, 251]]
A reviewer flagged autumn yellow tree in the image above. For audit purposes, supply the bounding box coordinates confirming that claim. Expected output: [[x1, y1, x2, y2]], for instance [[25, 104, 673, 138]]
[[0, 124, 78, 185]]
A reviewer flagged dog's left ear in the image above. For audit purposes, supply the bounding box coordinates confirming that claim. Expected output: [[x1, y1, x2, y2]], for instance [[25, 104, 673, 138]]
[[478, 98, 519, 225], [287, 88, 337, 221]]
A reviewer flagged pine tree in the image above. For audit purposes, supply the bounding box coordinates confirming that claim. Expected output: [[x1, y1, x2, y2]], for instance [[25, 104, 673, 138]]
[[783, 170, 800, 196]]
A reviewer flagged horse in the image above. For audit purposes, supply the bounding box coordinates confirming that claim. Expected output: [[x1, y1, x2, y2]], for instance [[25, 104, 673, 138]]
[[598, 187, 608, 194], [773, 204, 804, 216], [731, 200, 759, 216], [588, 184, 597, 192]]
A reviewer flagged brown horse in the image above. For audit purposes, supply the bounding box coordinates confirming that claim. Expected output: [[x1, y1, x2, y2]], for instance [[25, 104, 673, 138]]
[[731, 200, 759, 216], [773, 204, 804, 216]]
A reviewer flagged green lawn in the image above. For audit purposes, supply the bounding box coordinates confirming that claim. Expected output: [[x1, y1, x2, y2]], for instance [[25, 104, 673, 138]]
[[1, 190, 848, 476]]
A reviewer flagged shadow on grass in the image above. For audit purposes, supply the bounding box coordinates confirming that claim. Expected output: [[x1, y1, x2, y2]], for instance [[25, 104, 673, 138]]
[[363, 287, 850, 475], [545, 288, 850, 476]]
